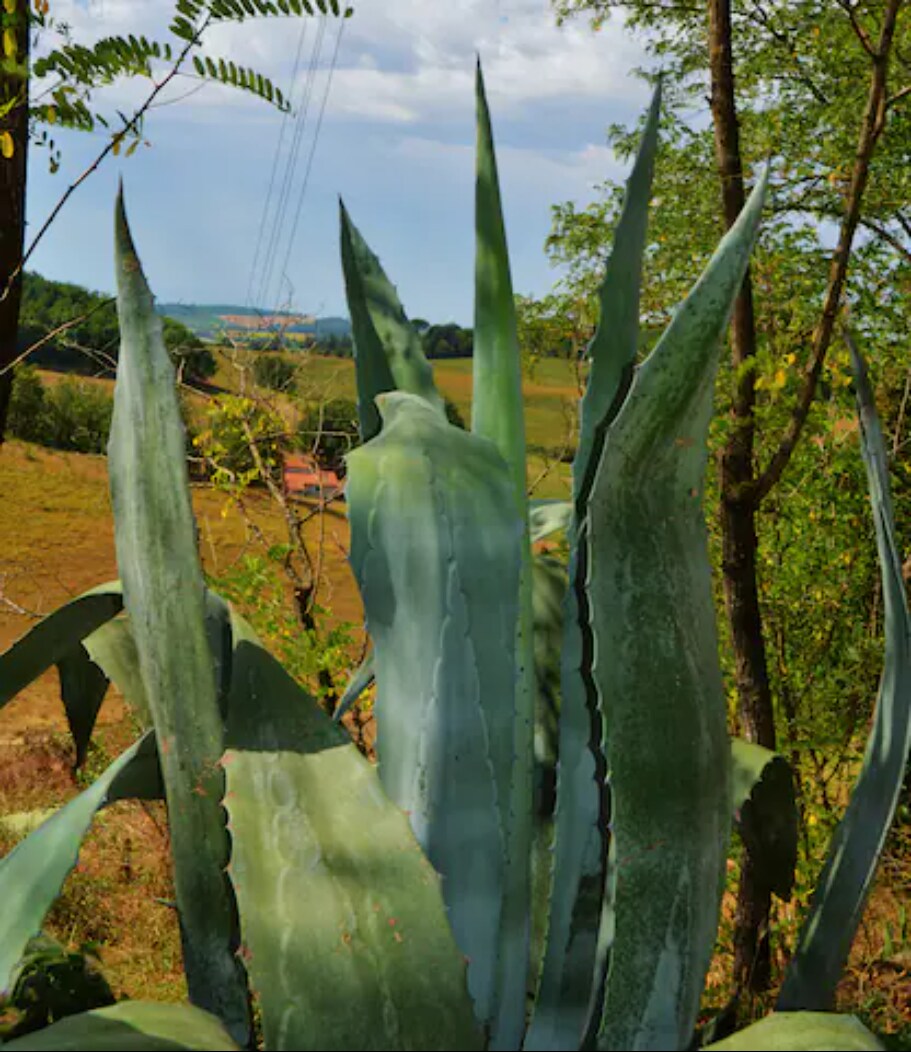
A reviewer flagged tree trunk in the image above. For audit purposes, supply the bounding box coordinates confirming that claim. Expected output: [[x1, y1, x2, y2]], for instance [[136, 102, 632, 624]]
[[707, 0, 777, 995], [0, 0, 29, 445]]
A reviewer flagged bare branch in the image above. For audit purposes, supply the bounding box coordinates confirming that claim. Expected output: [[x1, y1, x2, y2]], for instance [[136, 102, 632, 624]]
[[0, 297, 115, 376], [0, 13, 212, 308], [754, 0, 903, 503]]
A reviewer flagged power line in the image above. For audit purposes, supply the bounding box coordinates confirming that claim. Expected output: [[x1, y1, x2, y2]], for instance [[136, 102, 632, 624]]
[[277, 16, 346, 303], [245, 15, 310, 310], [256, 14, 327, 312]]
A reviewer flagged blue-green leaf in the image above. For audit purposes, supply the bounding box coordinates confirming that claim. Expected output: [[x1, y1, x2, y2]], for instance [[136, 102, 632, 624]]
[[339, 201, 445, 440], [57, 644, 110, 769], [0, 1000, 241, 1051], [730, 738, 797, 901], [339, 199, 396, 442], [526, 85, 662, 1052], [701, 1011, 883, 1050], [472, 59, 535, 1048], [223, 613, 482, 1052], [345, 391, 522, 1035], [0, 583, 122, 711], [108, 190, 249, 1045], [83, 618, 152, 728], [588, 170, 768, 1051], [777, 333, 911, 1011], [529, 500, 573, 543], [331, 645, 374, 723]]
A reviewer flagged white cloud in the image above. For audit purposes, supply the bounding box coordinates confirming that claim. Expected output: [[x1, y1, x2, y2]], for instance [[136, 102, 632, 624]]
[[39, 1, 648, 128], [393, 134, 624, 204]]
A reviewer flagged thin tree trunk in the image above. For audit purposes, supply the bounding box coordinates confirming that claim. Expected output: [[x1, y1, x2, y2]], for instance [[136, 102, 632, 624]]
[[0, 0, 30, 444], [707, 0, 777, 995], [708, 0, 903, 1000]]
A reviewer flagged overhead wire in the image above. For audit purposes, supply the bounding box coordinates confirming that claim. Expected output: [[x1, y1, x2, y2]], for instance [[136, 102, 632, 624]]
[[276, 15, 346, 306], [245, 14, 311, 310], [255, 13, 328, 313]]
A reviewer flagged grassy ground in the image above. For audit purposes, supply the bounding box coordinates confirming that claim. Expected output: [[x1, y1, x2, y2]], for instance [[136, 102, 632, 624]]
[[1, 354, 909, 1044]]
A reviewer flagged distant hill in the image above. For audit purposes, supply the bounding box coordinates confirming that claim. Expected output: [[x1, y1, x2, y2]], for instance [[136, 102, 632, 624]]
[[157, 303, 351, 341]]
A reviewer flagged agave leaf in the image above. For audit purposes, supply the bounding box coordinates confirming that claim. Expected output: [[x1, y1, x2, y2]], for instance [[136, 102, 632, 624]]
[[108, 191, 249, 1045], [573, 81, 662, 507], [526, 84, 662, 1052], [0, 732, 162, 998], [730, 738, 797, 901], [0, 583, 122, 711], [588, 169, 768, 1051], [472, 59, 536, 1048], [0, 1000, 241, 1051], [83, 619, 152, 728], [345, 391, 522, 1034], [338, 200, 396, 442], [529, 552, 568, 1001], [223, 612, 483, 1052], [57, 644, 110, 769], [777, 333, 911, 1011], [473, 58, 527, 504], [339, 200, 445, 438], [331, 644, 374, 723], [701, 1011, 883, 1051], [529, 500, 573, 544]]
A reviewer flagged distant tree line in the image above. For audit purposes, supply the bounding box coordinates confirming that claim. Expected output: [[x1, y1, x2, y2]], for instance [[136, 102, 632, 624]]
[[19, 272, 216, 382], [277, 322, 473, 361]]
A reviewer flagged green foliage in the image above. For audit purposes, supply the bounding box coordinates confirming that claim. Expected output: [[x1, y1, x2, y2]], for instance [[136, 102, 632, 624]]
[[26, 0, 353, 170], [8, 368, 113, 454], [295, 396, 358, 469], [422, 322, 473, 359], [208, 552, 354, 706], [20, 272, 214, 381], [252, 352, 297, 393], [194, 393, 287, 487]]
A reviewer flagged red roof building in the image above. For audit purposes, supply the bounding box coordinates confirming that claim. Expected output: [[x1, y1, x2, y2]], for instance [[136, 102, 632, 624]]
[[283, 454, 344, 502]]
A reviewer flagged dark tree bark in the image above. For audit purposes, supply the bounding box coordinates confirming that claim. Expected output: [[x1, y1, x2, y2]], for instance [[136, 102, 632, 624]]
[[0, 0, 30, 445], [707, 0, 776, 995]]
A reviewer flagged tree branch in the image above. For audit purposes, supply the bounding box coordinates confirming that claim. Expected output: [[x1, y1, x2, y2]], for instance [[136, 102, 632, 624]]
[[754, 0, 903, 504], [0, 12, 212, 311], [0, 296, 115, 376], [836, 0, 878, 59]]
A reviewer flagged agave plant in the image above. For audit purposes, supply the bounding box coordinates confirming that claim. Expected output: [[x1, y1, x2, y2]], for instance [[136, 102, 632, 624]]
[[0, 63, 908, 1052]]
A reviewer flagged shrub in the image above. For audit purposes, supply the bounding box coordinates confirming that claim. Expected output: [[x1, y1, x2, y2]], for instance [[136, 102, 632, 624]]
[[252, 354, 297, 393], [195, 394, 287, 487], [7, 367, 48, 444], [9, 369, 113, 454]]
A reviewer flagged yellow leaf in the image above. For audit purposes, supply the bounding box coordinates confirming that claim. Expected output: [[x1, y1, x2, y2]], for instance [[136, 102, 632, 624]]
[[0, 131, 14, 159], [112, 135, 122, 156], [3, 0, 15, 13], [45, 105, 56, 124], [3, 28, 15, 58], [773, 368, 786, 389]]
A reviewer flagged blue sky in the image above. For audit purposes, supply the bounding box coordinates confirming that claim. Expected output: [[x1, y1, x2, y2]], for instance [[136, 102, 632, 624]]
[[27, 0, 649, 326]]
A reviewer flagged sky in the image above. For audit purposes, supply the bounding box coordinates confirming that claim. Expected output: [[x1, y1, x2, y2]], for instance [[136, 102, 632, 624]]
[[26, 0, 651, 326]]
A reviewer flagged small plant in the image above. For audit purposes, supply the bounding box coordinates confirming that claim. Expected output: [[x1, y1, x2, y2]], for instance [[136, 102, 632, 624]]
[[0, 63, 908, 1052]]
